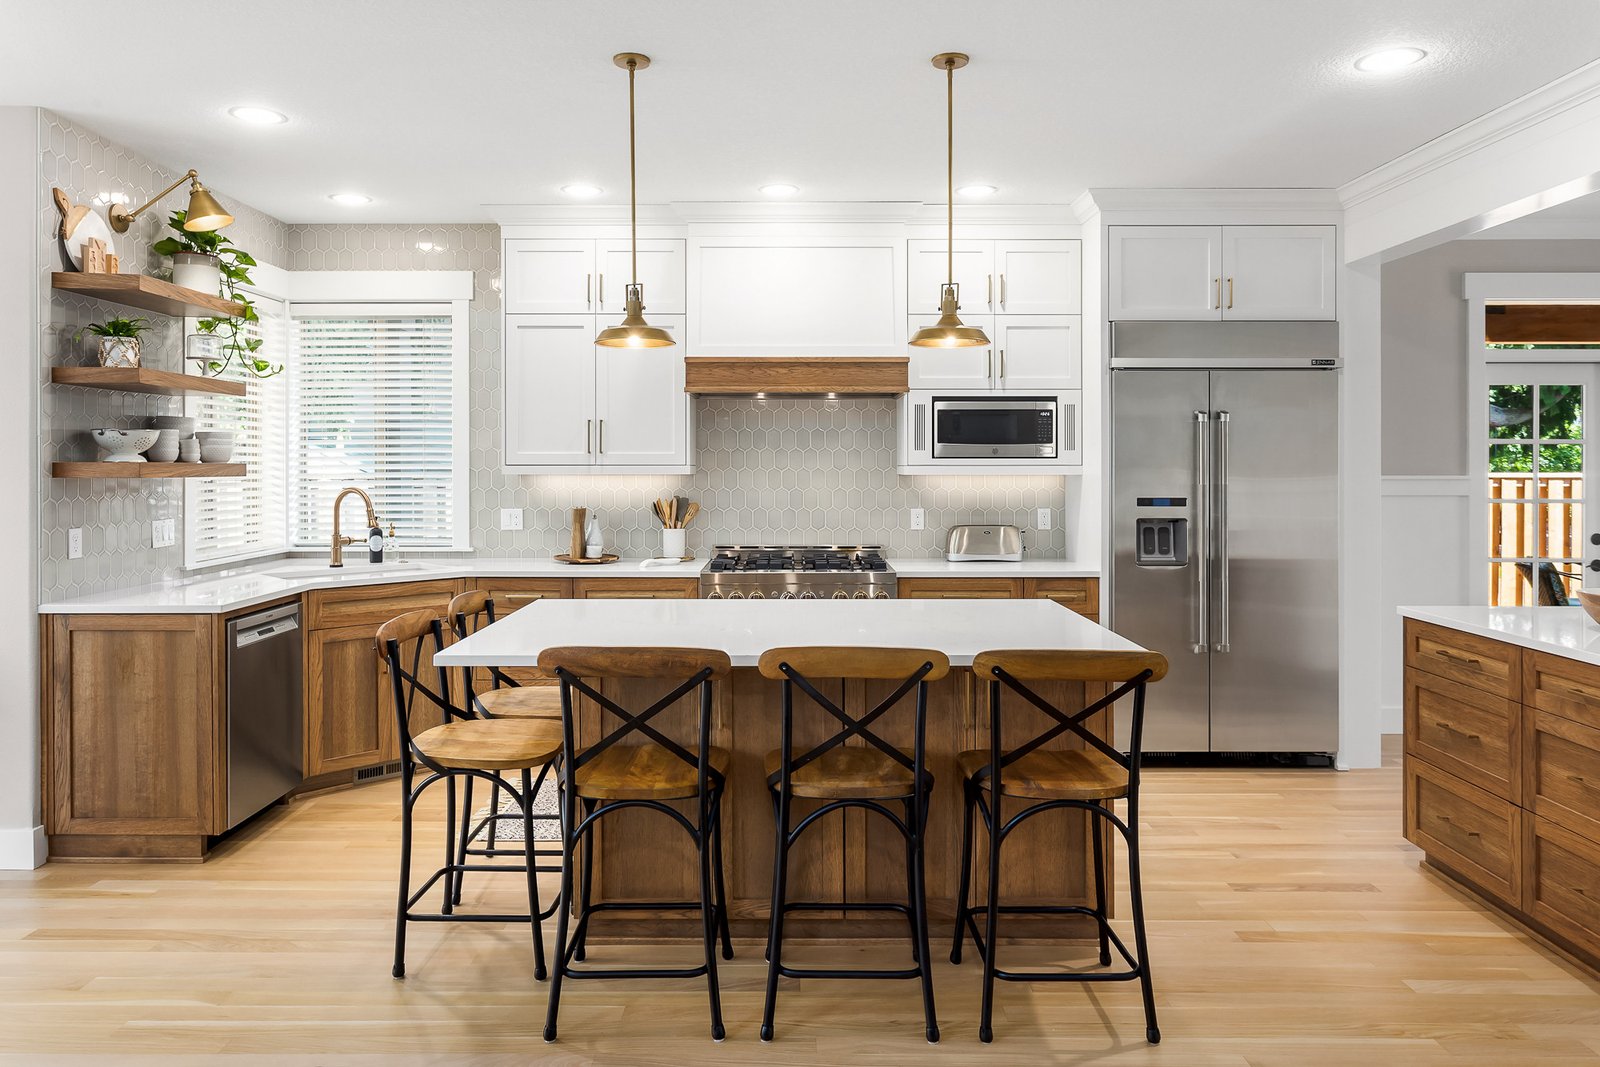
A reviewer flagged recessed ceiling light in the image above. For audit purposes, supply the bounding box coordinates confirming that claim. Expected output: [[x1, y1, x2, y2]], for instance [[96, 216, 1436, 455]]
[[562, 183, 603, 198], [228, 105, 288, 125], [760, 183, 800, 197], [328, 192, 371, 206], [958, 184, 998, 198], [1354, 46, 1427, 73]]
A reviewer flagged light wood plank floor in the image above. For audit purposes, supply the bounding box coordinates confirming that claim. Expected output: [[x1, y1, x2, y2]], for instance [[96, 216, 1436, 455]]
[[4, 738, 1599, 1065]]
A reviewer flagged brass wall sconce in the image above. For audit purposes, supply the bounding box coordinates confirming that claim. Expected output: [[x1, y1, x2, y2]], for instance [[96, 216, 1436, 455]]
[[108, 169, 234, 233]]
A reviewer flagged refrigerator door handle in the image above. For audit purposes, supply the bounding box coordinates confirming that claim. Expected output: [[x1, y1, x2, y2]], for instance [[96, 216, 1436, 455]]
[[1193, 410, 1210, 653], [1214, 411, 1231, 653]]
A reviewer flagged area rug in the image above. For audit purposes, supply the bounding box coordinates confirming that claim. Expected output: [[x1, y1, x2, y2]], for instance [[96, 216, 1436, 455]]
[[468, 774, 561, 843]]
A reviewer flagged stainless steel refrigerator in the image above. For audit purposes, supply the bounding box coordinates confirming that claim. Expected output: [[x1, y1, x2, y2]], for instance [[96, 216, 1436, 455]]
[[1109, 322, 1339, 755]]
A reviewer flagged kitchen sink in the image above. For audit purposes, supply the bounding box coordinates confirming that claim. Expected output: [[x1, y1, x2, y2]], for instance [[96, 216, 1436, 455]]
[[267, 562, 428, 580]]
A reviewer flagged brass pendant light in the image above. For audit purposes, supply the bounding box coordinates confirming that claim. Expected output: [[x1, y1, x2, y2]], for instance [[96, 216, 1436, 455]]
[[596, 52, 675, 348], [909, 53, 990, 349]]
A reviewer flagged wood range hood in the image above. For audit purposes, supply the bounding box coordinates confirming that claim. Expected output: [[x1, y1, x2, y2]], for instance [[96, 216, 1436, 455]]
[[684, 356, 909, 397]]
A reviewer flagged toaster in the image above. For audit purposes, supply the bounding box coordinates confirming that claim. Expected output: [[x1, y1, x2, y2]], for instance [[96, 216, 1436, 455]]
[[945, 524, 1023, 562]]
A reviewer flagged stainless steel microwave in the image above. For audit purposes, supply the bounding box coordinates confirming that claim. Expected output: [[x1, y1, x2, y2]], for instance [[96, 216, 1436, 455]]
[[931, 397, 1058, 459]]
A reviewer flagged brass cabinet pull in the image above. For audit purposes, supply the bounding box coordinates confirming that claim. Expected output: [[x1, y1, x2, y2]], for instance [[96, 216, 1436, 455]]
[[503, 593, 549, 603], [987, 349, 993, 379], [598, 273, 605, 308], [1227, 277, 1234, 309], [987, 273, 993, 308], [999, 273, 1007, 309], [598, 420, 604, 454], [1213, 277, 1221, 309], [586, 273, 592, 307], [586, 419, 592, 453], [1434, 648, 1483, 667], [999, 348, 1006, 379]]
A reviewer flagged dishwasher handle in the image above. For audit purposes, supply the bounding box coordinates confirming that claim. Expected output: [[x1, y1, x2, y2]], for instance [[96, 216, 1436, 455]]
[[233, 605, 301, 649]]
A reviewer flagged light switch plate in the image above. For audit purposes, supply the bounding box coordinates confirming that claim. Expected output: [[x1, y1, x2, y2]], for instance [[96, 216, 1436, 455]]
[[67, 527, 83, 559], [909, 508, 925, 531], [1036, 508, 1053, 530], [151, 518, 177, 548], [500, 508, 524, 531]]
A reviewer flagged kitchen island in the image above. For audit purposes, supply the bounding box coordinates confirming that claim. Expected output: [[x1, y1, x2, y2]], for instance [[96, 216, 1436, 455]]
[[437, 598, 1146, 939]]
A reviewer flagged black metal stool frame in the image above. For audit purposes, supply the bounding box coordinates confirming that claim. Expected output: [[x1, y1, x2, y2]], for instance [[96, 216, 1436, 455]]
[[950, 664, 1160, 1045], [448, 600, 561, 914], [761, 660, 940, 1044], [383, 617, 548, 982], [542, 663, 733, 1043]]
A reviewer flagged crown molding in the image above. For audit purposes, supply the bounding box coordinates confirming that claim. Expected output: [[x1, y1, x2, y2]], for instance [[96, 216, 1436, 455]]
[[1070, 189, 1099, 224], [1339, 58, 1600, 210], [488, 200, 1083, 229], [1460, 216, 1600, 241], [1085, 188, 1341, 214]]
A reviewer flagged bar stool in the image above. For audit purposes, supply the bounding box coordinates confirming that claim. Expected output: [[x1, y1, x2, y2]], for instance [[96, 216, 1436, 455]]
[[378, 609, 563, 982], [950, 648, 1168, 1044], [447, 591, 562, 906], [539, 646, 735, 1043], [758, 646, 947, 1045]]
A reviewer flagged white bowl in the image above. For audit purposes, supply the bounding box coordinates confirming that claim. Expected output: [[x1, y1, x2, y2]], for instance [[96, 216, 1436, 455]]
[[200, 445, 234, 463], [91, 428, 160, 462]]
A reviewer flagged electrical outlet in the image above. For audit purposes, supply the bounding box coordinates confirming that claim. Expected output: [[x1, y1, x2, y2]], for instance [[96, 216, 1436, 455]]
[[67, 527, 83, 559], [500, 508, 524, 531], [909, 508, 925, 531], [152, 518, 177, 548], [1036, 508, 1053, 531]]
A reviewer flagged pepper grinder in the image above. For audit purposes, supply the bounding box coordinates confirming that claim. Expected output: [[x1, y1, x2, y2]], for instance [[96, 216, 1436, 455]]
[[569, 507, 588, 560]]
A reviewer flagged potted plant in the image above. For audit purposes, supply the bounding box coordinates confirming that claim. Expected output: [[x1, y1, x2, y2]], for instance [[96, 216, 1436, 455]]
[[155, 210, 281, 379], [76, 316, 150, 368]]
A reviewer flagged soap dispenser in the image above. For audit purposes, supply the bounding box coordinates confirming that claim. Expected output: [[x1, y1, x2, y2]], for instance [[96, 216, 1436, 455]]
[[367, 520, 385, 563]]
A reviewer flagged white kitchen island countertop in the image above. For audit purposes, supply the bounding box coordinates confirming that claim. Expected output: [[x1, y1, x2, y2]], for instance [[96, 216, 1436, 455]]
[[435, 597, 1142, 670], [1399, 604, 1600, 668], [38, 555, 1101, 615]]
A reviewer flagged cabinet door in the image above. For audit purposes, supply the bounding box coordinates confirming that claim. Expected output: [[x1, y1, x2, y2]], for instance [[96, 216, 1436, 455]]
[[1025, 577, 1099, 620], [306, 623, 388, 776], [572, 577, 699, 599], [897, 578, 1021, 599], [1221, 226, 1336, 320], [597, 238, 687, 316], [596, 315, 689, 466], [503, 239, 595, 314], [690, 237, 906, 356], [995, 315, 1082, 391], [906, 313, 995, 389], [906, 239, 994, 315], [994, 240, 1081, 314], [1108, 226, 1223, 321], [504, 315, 598, 466]]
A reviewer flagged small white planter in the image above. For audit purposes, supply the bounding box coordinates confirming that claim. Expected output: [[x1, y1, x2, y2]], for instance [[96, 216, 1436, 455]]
[[170, 251, 221, 295], [97, 336, 141, 368]]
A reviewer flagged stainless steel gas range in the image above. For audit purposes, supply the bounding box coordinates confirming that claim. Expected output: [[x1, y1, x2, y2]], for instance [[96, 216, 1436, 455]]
[[699, 546, 896, 600]]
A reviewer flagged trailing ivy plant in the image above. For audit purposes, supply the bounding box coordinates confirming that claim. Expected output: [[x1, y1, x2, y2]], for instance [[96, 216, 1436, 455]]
[[153, 210, 281, 378]]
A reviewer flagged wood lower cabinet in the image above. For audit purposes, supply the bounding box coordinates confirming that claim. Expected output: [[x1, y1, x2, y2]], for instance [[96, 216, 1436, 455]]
[[1025, 577, 1100, 621], [572, 576, 697, 599], [898, 577, 1021, 599], [1402, 618, 1600, 972], [469, 578, 572, 686]]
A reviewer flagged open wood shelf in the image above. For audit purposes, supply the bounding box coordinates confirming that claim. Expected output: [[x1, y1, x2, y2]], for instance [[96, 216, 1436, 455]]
[[50, 366, 246, 398], [52, 462, 246, 480], [51, 272, 245, 318]]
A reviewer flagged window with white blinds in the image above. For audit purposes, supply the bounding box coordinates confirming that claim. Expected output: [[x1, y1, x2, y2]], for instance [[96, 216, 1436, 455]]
[[288, 303, 469, 549], [183, 294, 290, 567]]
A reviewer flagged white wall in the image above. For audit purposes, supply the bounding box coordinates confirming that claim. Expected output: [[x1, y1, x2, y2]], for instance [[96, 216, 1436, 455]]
[[0, 107, 42, 869]]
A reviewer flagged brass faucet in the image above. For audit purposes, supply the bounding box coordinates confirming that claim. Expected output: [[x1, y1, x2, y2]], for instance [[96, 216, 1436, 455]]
[[330, 486, 378, 568]]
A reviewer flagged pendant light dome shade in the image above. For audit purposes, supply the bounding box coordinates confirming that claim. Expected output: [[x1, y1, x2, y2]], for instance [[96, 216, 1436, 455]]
[[909, 52, 989, 349], [597, 52, 675, 349]]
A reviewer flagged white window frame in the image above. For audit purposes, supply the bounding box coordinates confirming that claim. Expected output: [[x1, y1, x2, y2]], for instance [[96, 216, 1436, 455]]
[[1464, 272, 1600, 603]]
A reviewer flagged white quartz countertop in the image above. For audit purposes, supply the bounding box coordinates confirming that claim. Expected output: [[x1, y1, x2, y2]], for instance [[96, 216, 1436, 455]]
[[1399, 605, 1600, 668], [435, 598, 1142, 669], [38, 555, 1100, 615]]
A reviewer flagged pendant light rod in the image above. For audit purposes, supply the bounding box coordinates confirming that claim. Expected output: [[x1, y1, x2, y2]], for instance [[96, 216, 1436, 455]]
[[932, 52, 969, 286], [614, 52, 651, 284]]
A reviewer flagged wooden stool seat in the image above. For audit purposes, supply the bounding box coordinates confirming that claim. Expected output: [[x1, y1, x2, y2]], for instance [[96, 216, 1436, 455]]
[[474, 685, 562, 719], [574, 743, 732, 801], [957, 747, 1129, 801], [763, 746, 918, 799], [413, 718, 563, 772]]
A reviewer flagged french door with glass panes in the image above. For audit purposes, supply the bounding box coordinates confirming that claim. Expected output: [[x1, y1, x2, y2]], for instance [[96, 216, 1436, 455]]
[[1486, 365, 1598, 606]]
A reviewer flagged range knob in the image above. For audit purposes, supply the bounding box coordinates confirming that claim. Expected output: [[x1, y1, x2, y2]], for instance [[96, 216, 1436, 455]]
[[779, 591, 796, 600], [853, 589, 869, 599], [874, 590, 891, 599], [800, 591, 818, 599], [749, 590, 765, 599], [728, 591, 744, 600], [832, 589, 849, 600], [705, 590, 722, 600]]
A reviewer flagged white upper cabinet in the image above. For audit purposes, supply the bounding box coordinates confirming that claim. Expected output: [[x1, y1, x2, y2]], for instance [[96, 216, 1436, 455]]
[[995, 315, 1082, 391], [689, 237, 906, 356], [1109, 225, 1336, 321], [595, 315, 688, 467], [1108, 226, 1224, 320], [596, 238, 687, 317], [1220, 226, 1336, 320], [504, 240, 598, 314], [994, 240, 1082, 314], [907, 239, 996, 315], [905, 313, 995, 389], [504, 315, 598, 465]]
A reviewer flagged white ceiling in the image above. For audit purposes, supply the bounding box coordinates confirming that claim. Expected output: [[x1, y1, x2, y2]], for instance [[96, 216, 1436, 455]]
[[4, 0, 1600, 223]]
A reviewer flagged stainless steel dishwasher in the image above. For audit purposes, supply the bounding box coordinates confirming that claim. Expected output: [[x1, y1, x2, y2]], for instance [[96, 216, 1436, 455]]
[[226, 603, 304, 830]]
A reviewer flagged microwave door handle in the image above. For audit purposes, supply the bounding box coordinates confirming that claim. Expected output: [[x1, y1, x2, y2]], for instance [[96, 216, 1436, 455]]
[[1193, 410, 1210, 654], [1214, 411, 1230, 652]]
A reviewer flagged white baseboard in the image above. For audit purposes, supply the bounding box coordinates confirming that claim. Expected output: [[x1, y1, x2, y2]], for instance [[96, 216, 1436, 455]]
[[1381, 703, 1403, 735], [0, 825, 46, 870]]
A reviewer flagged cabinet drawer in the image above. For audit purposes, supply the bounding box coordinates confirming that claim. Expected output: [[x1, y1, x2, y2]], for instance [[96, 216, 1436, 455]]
[[1524, 815, 1600, 959], [304, 580, 462, 631], [1525, 709, 1600, 842], [1024, 577, 1099, 617], [472, 578, 571, 614], [898, 578, 1022, 599], [1523, 650, 1600, 731], [1403, 668, 1519, 801], [1404, 758, 1521, 906], [1404, 619, 1518, 699], [571, 578, 698, 599]]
